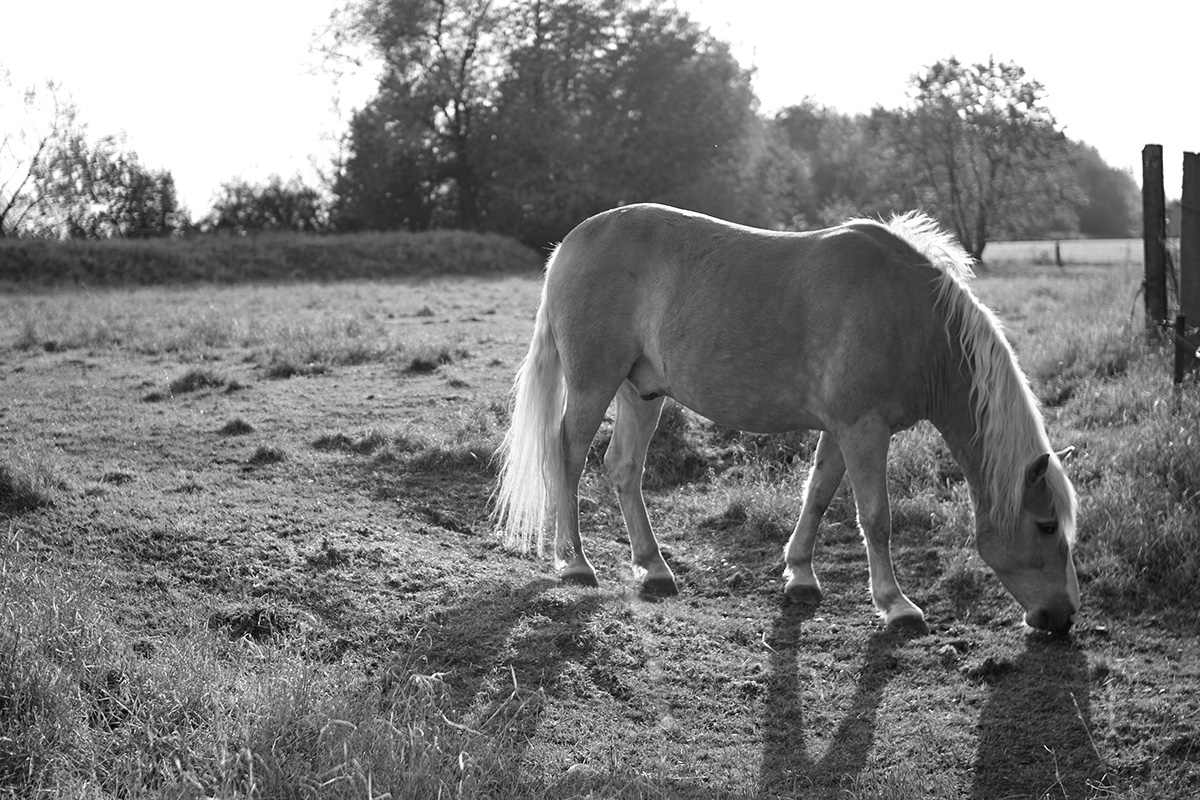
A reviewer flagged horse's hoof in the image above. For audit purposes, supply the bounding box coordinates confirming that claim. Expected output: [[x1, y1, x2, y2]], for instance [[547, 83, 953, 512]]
[[784, 582, 823, 606], [640, 575, 679, 598], [560, 569, 599, 588], [887, 613, 931, 636]]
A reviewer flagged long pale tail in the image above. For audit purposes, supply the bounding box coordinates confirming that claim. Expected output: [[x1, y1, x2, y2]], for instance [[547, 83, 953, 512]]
[[494, 257, 564, 556]]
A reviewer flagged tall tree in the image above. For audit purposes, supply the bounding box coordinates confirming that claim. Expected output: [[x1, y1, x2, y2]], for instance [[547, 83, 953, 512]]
[[885, 58, 1072, 260], [331, 76, 444, 232], [327, 0, 757, 244], [486, 0, 755, 243], [330, 0, 502, 231]]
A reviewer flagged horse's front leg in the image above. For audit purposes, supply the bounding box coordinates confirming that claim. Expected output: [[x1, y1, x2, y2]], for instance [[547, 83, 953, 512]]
[[783, 431, 846, 604], [605, 383, 676, 595], [840, 419, 929, 633]]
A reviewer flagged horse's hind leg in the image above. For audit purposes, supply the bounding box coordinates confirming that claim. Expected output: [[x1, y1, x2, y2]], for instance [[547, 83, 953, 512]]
[[604, 382, 676, 596], [554, 384, 614, 587], [784, 432, 846, 604]]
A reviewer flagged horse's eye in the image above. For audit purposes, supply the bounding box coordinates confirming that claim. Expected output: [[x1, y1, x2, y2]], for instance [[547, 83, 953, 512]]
[[1037, 520, 1059, 535]]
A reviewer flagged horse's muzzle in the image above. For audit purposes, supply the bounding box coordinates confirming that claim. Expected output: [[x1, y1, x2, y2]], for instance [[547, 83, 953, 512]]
[[1025, 607, 1075, 634]]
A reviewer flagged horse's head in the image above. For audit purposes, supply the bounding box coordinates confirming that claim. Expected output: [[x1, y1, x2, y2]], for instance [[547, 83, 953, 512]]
[[977, 448, 1079, 634]]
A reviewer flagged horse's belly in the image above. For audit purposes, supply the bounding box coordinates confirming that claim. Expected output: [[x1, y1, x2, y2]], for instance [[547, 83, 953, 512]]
[[634, 351, 825, 433], [671, 381, 826, 434]]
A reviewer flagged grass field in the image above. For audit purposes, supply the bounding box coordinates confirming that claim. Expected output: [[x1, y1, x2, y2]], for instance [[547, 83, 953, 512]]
[[1, 257, 1198, 799]]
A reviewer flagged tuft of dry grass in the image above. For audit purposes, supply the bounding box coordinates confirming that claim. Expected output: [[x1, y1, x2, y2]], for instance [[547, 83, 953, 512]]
[[219, 417, 255, 436], [169, 367, 227, 394], [246, 446, 287, 467], [0, 453, 67, 514]]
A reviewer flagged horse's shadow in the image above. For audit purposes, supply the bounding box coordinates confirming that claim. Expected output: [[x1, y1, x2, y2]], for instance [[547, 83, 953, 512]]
[[759, 608, 1104, 798], [970, 635, 1104, 799], [393, 575, 602, 700], [759, 602, 905, 796], [379, 576, 608, 786]]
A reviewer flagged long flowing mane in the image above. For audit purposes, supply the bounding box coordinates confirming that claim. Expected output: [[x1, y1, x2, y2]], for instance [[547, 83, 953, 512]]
[[866, 212, 1077, 540]]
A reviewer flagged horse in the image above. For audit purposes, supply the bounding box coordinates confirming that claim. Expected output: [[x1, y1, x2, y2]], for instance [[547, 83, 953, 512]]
[[495, 203, 1079, 634]]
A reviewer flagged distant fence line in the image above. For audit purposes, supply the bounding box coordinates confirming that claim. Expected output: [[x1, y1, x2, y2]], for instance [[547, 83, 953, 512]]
[[982, 238, 1176, 267]]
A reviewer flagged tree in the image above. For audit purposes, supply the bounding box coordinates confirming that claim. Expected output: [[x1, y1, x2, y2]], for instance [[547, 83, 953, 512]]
[[34, 130, 183, 238], [885, 58, 1073, 260], [2, 70, 184, 239], [329, 0, 502, 232], [1069, 142, 1139, 238], [0, 71, 68, 237], [207, 175, 327, 234], [767, 102, 905, 228], [727, 115, 814, 231], [326, 0, 758, 244], [330, 77, 445, 232], [485, 0, 756, 243]]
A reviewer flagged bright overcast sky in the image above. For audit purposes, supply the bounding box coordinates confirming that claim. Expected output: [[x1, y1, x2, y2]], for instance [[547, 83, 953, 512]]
[[2, 0, 1196, 215]]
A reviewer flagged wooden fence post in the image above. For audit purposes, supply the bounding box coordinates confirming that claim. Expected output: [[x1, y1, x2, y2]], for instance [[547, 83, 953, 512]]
[[1178, 152, 1200, 382], [1143, 144, 1167, 338]]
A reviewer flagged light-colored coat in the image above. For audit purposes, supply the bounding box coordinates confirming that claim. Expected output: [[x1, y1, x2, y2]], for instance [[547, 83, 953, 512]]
[[497, 203, 1078, 633]]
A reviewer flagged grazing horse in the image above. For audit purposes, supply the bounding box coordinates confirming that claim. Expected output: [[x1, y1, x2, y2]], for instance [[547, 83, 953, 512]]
[[495, 204, 1079, 634]]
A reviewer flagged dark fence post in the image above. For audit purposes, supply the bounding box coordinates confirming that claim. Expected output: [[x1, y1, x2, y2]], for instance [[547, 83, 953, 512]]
[[1178, 152, 1200, 384], [1143, 144, 1167, 339]]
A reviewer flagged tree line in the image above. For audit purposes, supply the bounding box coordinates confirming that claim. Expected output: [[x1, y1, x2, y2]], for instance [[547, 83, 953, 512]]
[[1, 0, 1141, 261]]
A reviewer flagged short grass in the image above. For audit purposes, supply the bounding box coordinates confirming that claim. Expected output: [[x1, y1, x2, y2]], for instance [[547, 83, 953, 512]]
[[0, 526, 552, 798], [1, 259, 1197, 799]]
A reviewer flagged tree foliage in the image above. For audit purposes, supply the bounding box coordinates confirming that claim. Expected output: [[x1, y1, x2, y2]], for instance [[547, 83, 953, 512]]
[[1, 69, 183, 239], [883, 57, 1076, 260], [328, 0, 503, 233], [1069, 142, 1139, 238], [326, 7, 1137, 253], [205, 175, 327, 234], [37, 130, 183, 239], [329, 0, 757, 245], [1, 73, 67, 238], [7, 18, 1144, 249]]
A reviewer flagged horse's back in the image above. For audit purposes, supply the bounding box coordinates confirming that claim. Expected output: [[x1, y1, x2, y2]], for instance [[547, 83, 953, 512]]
[[546, 205, 949, 434]]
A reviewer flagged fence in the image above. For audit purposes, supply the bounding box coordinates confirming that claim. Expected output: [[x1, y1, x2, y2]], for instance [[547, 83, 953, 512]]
[[981, 238, 1154, 267]]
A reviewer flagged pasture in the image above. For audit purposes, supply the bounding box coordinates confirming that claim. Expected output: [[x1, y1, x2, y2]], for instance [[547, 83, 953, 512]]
[[1, 256, 1198, 798]]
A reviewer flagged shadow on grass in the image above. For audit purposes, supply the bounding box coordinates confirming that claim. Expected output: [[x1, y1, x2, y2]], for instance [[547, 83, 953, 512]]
[[759, 603, 904, 796], [394, 577, 612, 791], [970, 635, 1106, 798]]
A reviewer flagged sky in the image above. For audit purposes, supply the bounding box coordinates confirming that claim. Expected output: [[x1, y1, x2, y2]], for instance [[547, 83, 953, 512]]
[[2, 0, 1196, 216]]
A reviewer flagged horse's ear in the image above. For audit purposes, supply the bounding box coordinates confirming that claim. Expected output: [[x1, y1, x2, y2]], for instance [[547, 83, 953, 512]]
[[1025, 453, 1051, 487], [1055, 445, 1077, 464]]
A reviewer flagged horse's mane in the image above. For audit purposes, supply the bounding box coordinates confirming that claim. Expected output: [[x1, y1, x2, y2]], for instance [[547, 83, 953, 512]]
[[852, 212, 1077, 542]]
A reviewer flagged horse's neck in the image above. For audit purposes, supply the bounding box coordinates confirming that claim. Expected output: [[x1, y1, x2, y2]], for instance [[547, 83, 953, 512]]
[[929, 356, 995, 519], [931, 391, 988, 503]]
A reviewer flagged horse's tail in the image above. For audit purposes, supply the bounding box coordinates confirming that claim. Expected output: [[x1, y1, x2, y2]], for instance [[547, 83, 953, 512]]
[[494, 253, 564, 556]]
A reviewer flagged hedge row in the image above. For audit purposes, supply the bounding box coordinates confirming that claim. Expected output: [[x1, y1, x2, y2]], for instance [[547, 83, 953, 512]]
[[0, 230, 545, 287]]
